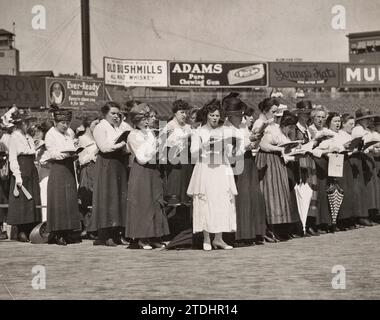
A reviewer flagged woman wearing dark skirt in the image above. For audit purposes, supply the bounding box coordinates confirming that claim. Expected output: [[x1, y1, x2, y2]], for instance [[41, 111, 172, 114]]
[[45, 110, 81, 245], [7, 112, 41, 242], [351, 108, 378, 226], [223, 95, 266, 247], [0, 138, 9, 240], [256, 112, 301, 240], [313, 113, 357, 231], [126, 103, 170, 250], [89, 102, 129, 246], [164, 100, 193, 207], [76, 118, 99, 237]]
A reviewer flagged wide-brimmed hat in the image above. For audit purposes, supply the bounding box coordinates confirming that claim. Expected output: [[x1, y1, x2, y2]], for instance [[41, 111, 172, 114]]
[[29, 222, 49, 244], [355, 108, 377, 121], [373, 116, 380, 125], [10, 110, 37, 124], [293, 100, 313, 114]]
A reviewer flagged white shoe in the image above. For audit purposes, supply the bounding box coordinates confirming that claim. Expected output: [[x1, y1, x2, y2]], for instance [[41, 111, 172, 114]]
[[212, 240, 233, 250], [138, 240, 152, 250], [203, 243, 212, 251]]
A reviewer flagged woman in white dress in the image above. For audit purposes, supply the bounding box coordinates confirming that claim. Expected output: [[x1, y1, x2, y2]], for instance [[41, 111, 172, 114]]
[[187, 99, 237, 251]]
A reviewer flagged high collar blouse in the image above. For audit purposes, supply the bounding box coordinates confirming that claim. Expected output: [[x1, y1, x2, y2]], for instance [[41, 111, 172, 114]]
[[93, 119, 128, 154], [127, 128, 157, 165], [45, 126, 76, 160], [8, 129, 36, 179]]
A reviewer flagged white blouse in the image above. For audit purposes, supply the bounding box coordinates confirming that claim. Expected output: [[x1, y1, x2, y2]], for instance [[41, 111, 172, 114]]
[[9, 130, 36, 179], [93, 119, 128, 153], [78, 134, 98, 166], [164, 118, 192, 149], [45, 126, 76, 160], [127, 129, 157, 165], [352, 125, 372, 143]]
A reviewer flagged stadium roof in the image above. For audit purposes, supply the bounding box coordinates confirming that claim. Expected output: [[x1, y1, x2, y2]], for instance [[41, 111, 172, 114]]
[[346, 31, 380, 39]]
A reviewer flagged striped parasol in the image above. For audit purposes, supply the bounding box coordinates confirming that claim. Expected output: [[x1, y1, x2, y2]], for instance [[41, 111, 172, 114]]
[[326, 181, 344, 225]]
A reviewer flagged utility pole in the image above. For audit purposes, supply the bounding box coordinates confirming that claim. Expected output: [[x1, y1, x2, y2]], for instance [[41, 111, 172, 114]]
[[81, 0, 91, 76]]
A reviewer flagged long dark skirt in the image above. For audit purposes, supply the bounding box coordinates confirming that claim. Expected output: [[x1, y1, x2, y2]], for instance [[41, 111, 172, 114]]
[[313, 156, 332, 226], [88, 151, 128, 232], [78, 161, 96, 228], [235, 153, 266, 240], [0, 178, 8, 223], [125, 159, 169, 239], [165, 163, 193, 205], [349, 153, 372, 217], [256, 151, 299, 225], [46, 158, 81, 233], [375, 156, 380, 211], [8, 155, 41, 226], [336, 157, 355, 220], [362, 154, 378, 213]]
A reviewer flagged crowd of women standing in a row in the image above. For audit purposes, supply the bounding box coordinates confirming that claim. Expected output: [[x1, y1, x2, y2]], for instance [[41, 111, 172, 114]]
[[0, 95, 379, 250]]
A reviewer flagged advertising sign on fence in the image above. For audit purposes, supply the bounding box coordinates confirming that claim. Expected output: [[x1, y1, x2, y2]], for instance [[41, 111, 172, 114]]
[[104, 57, 168, 87], [168, 61, 268, 87], [340, 64, 380, 87], [0, 75, 46, 108], [45, 77, 105, 108], [269, 62, 340, 87]]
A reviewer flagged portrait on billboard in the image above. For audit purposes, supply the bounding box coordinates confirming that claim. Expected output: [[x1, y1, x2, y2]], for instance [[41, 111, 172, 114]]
[[49, 81, 65, 105]]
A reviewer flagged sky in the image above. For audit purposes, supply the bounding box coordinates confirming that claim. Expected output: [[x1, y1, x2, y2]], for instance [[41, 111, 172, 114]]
[[0, 0, 379, 76]]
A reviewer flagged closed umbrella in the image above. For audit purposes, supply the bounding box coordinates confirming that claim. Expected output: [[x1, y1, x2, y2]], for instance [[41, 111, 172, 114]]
[[294, 182, 313, 232], [326, 181, 344, 227]]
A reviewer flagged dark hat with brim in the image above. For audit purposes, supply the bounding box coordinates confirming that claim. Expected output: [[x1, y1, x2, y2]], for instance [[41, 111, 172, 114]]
[[53, 109, 72, 122], [294, 100, 313, 114], [355, 108, 377, 121], [11, 112, 37, 124], [373, 116, 380, 124]]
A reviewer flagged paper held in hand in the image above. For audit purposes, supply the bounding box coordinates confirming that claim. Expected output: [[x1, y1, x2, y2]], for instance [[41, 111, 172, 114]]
[[328, 153, 344, 177], [114, 130, 131, 144]]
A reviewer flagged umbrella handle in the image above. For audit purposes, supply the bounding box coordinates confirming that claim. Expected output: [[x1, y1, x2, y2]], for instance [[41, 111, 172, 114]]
[[13, 184, 19, 197]]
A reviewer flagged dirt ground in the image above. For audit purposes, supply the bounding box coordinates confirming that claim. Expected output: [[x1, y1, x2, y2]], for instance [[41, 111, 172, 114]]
[[0, 225, 379, 300]]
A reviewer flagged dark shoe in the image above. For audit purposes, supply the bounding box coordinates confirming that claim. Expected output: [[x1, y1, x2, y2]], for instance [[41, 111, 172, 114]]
[[306, 227, 320, 236], [358, 218, 372, 227], [233, 241, 250, 248], [0, 231, 8, 240], [255, 236, 265, 245], [93, 239, 105, 246], [317, 229, 327, 234], [289, 233, 302, 239], [105, 239, 117, 247], [17, 232, 29, 243], [263, 235, 276, 243], [56, 237, 67, 246]]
